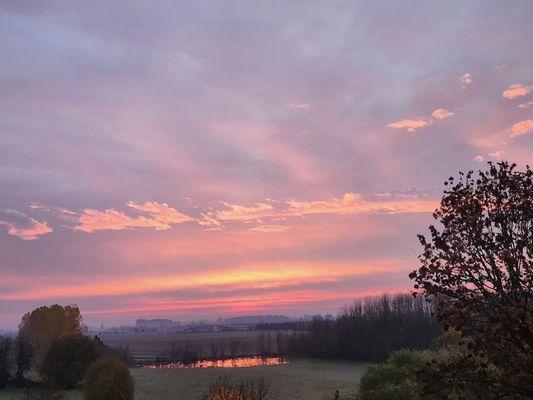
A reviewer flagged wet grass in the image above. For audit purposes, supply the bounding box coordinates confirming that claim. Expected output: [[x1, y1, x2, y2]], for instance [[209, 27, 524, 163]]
[[0, 359, 365, 400]]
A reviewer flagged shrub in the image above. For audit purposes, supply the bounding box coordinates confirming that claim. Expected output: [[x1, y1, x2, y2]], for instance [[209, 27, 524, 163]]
[[418, 330, 506, 400], [207, 377, 269, 400], [84, 358, 134, 400], [357, 350, 431, 400], [39, 334, 100, 389]]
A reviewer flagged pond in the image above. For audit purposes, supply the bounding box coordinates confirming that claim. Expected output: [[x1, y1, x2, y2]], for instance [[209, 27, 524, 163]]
[[142, 356, 288, 369]]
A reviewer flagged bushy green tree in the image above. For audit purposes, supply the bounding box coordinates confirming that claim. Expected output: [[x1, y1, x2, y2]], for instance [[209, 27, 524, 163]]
[[39, 334, 100, 389], [418, 330, 505, 400], [356, 350, 430, 400], [18, 304, 85, 363], [83, 358, 134, 400]]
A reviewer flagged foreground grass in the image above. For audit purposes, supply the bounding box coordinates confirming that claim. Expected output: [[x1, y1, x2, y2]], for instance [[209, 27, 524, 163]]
[[0, 359, 365, 400]]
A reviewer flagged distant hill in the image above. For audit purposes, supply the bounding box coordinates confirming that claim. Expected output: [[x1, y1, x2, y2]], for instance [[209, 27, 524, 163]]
[[94, 315, 298, 335], [134, 318, 183, 332], [135, 318, 180, 327], [216, 315, 295, 326]]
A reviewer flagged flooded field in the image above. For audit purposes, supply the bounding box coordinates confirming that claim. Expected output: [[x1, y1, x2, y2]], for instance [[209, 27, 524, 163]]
[[143, 356, 287, 369]]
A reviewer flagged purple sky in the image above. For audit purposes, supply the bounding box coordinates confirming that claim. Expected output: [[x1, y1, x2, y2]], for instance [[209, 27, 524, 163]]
[[0, 0, 532, 328]]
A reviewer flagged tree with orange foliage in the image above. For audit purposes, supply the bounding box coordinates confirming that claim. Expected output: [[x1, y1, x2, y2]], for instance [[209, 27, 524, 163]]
[[410, 162, 532, 398]]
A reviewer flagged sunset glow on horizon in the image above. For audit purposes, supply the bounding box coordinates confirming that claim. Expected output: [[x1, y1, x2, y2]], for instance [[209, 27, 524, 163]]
[[1, 1, 532, 328]]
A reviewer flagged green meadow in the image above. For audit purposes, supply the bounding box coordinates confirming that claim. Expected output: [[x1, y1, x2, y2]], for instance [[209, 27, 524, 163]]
[[0, 359, 365, 400]]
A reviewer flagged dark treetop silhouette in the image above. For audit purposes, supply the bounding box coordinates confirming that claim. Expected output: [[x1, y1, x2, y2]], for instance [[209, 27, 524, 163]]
[[410, 161, 533, 398]]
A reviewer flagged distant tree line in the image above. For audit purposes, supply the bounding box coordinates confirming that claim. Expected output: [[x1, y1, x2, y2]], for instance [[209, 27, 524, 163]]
[[158, 294, 439, 364], [285, 293, 441, 362], [255, 321, 307, 331]]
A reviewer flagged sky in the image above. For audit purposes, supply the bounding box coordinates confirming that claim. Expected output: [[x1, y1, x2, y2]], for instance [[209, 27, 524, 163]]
[[0, 0, 532, 328]]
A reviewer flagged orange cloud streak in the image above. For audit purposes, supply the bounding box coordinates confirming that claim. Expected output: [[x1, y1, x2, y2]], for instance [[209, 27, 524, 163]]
[[206, 193, 437, 226], [1, 260, 402, 301], [81, 288, 403, 316], [509, 119, 533, 138], [502, 83, 532, 100], [387, 118, 432, 133], [75, 201, 193, 232]]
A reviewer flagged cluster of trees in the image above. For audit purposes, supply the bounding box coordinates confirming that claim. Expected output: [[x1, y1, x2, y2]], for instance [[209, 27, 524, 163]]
[[166, 305, 439, 367], [285, 294, 441, 361], [162, 298, 440, 366], [359, 162, 533, 399], [165, 331, 289, 363], [0, 335, 32, 388], [0, 304, 134, 400], [255, 321, 308, 331]]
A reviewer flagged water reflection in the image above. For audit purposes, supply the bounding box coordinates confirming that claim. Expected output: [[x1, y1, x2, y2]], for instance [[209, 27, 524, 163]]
[[143, 356, 287, 369]]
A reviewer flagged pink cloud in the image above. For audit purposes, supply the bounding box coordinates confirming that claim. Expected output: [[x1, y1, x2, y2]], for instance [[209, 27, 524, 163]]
[[287, 103, 310, 110], [28, 203, 50, 211], [517, 101, 533, 109], [249, 224, 290, 233], [387, 118, 432, 133], [286, 193, 437, 217], [127, 201, 193, 225], [431, 108, 455, 120], [502, 84, 532, 100], [205, 192, 437, 227], [0, 209, 53, 240], [489, 150, 505, 158], [509, 119, 533, 138], [212, 202, 275, 222], [460, 72, 472, 88], [473, 155, 484, 162], [75, 201, 193, 232]]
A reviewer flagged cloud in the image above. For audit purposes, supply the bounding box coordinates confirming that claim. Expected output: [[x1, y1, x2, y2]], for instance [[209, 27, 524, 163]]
[[0, 209, 53, 240], [388, 108, 454, 133], [509, 119, 533, 138], [1, 260, 401, 301], [518, 101, 533, 109], [212, 202, 275, 222], [287, 103, 310, 110], [205, 192, 437, 228], [387, 118, 432, 133], [286, 193, 437, 217], [28, 203, 50, 211], [431, 108, 455, 120], [249, 224, 290, 233], [126, 201, 193, 225], [460, 72, 472, 88], [75, 201, 193, 232], [488, 150, 505, 158], [502, 84, 532, 100], [473, 155, 484, 162]]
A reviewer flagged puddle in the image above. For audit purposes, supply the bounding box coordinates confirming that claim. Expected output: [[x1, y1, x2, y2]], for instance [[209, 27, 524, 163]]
[[143, 356, 287, 369]]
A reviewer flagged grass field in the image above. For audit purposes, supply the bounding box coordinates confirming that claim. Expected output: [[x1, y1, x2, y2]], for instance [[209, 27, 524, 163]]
[[0, 359, 365, 400]]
